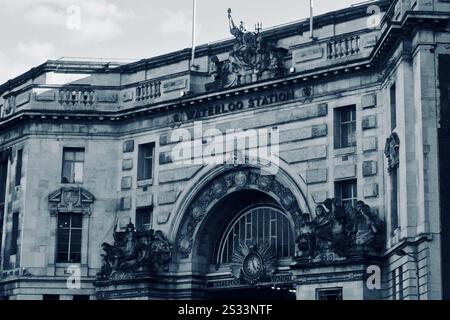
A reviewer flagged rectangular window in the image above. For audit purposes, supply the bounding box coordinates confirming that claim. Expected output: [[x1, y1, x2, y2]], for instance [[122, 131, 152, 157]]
[[15, 149, 22, 187], [138, 143, 155, 181], [335, 179, 358, 208], [10, 212, 19, 255], [390, 83, 397, 131], [0, 206, 4, 258], [56, 213, 82, 263], [0, 160, 7, 203], [393, 266, 403, 300], [61, 148, 84, 184], [391, 168, 399, 231], [316, 288, 343, 300], [136, 207, 152, 232], [334, 106, 356, 149], [43, 295, 60, 301]]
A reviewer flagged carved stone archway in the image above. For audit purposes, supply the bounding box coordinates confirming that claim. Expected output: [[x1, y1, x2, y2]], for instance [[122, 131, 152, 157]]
[[174, 166, 308, 260]]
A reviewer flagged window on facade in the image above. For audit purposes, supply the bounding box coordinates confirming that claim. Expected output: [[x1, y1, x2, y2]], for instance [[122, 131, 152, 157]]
[[10, 212, 19, 255], [0, 160, 6, 255], [15, 149, 22, 187], [43, 294, 60, 300], [316, 288, 343, 300], [138, 143, 155, 181], [218, 206, 295, 263], [0, 208, 4, 258], [391, 168, 399, 231], [390, 83, 397, 131], [334, 106, 356, 149], [56, 213, 82, 263], [136, 207, 152, 232], [61, 148, 84, 184], [335, 179, 357, 208], [0, 160, 7, 204], [393, 266, 404, 300]]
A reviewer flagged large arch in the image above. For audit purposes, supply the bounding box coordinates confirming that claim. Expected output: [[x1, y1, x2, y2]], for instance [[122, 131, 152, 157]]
[[169, 162, 313, 275]]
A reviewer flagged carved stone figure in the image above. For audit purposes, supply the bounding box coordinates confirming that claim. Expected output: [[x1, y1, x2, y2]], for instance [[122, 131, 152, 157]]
[[97, 222, 172, 280], [384, 132, 400, 175], [296, 199, 384, 259], [205, 9, 288, 91]]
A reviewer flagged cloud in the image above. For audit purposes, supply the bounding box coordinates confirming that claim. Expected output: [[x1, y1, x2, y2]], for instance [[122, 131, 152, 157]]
[[158, 10, 194, 36], [1, 0, 133, 43], [17, 41, 55, 62]]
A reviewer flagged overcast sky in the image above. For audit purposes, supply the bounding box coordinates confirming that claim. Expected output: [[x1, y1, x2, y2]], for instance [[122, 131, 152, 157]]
[[0, 0, 368, 84]]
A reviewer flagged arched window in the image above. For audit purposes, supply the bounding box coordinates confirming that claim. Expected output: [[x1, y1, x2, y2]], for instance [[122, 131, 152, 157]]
[[217, 206, 295, 263]]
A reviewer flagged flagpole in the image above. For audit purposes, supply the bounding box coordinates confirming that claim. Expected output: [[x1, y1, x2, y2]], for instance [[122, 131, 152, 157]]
[[309, 0, 314, 40], [190, 0, 198, 70]]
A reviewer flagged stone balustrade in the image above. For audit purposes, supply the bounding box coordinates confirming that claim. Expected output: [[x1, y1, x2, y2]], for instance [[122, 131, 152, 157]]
[[136, 81, 161, 102], [327, 36, 360, 60], [59, 88, 95, 105]]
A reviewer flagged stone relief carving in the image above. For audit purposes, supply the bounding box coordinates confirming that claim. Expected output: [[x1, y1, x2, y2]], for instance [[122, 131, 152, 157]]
[[205, 9, 288, 91], [48, 187, 95, 216], [296, 199, 384, 260], [177, 168, 303, 258], [384, 132, 400, 175], [97, 222, 172, 281]]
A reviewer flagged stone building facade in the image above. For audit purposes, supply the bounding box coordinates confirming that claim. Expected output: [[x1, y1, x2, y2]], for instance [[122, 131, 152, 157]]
[[0, 0, 449, 300]]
